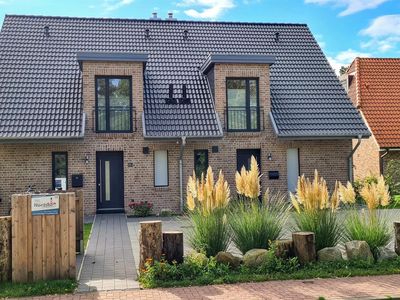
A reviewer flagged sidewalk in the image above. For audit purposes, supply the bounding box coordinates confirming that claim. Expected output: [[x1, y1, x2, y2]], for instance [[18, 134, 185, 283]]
[[17, 274, 400, 300]]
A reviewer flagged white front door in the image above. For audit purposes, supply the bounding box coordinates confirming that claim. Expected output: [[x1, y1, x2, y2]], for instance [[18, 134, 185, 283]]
[[287, 148, 299, 192]]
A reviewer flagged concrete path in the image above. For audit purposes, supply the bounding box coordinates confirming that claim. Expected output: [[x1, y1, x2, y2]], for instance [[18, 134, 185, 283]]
[[77, 214, 138, 292], [17, 274, 400, 299]]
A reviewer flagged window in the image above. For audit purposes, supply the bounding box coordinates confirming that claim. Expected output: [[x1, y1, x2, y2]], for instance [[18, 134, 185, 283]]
[[52, 152, 68, 191], [96, 76, 132, 132], [287, 148, 300, 192], [194, 150, 208, 178], [154, 150, 168, 187], [226, 78, 260, 131]]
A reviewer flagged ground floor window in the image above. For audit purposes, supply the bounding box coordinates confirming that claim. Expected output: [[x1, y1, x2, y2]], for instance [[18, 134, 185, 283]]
[[287, 148, 300, 192], [52, 152, 68, 191], [154, 150, 168, 187], [194, 150, 209, 178]]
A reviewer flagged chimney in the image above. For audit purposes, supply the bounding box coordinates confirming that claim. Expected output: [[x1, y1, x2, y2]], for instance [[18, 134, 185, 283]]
[[150, 12, 160, 20], [166, 12, 176, 21], [44, 25, 50, 37]]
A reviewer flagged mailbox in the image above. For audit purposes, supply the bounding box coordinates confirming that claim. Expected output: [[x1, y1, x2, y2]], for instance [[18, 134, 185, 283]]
[[71, 174, 84, 188], [268, 171, 279, 180]]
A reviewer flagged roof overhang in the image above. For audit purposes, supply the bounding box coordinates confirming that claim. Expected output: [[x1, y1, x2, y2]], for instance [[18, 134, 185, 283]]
[[269, 112, 371, 140], [200, 54, 276, 74], [77, 52, 149, 70]]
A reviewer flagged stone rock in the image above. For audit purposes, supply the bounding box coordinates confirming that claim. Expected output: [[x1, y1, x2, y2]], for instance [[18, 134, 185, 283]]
[[243, 249, 268, 268], [377, 247, 398, 262], [317, 247, 343, 262], [215, 251, 242, 268], [345, 241, 374, 261]]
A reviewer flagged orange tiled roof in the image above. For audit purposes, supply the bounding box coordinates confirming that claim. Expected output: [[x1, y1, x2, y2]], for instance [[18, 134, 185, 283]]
[[353, 58, 400, 148]]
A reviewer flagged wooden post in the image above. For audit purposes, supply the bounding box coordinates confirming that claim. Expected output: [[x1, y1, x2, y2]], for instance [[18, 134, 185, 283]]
[[0, 216, 12, 282], [162, 231, 184, 264], [75, 190, 84, 253], [139, 221, 162, 270], [292, 232, 316, 264], [395, 222, 400, 255], [274, 239, 294, 259]]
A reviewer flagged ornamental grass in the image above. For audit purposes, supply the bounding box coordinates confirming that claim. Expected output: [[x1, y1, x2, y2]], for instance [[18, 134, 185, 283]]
[[290, 170, 356, 251], [186, 166, 231, 257], [230, 156, 290, 254], [344, 175, 392, 258]]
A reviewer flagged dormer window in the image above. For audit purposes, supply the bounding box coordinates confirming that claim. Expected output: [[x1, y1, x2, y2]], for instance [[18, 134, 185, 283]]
[[226, 78, 260, 132], [95, 76, 132, 133]]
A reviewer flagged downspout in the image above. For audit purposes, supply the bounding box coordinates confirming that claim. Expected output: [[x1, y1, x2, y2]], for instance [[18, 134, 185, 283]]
[[179, 136, 187, 212], [348, 135, 362, 182], [380, 149, 389, 175]]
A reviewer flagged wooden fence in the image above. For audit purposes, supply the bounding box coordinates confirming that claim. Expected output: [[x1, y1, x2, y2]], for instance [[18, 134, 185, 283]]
[[75, 190, 84, 253], [11, 193, 76, 283], [0, 216, 11, 281]]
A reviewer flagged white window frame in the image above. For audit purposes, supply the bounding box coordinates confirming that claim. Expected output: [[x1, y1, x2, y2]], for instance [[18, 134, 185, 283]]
[[154, 150, 169, 187]]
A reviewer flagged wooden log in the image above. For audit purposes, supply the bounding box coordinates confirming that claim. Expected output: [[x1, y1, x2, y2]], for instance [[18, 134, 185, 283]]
[[273, 239, 295, 259], [139, 221, 162, 270], [292, 232, 316, 264], [0, 216, 12, 282], [395, 222, 400, 255], [162, 231, 184, 264]]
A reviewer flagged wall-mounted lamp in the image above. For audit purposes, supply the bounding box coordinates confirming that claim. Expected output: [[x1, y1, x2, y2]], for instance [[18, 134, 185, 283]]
[[143, 147, 150, 154], [267, 153, 272, 161], [84, 154, 90, 165]]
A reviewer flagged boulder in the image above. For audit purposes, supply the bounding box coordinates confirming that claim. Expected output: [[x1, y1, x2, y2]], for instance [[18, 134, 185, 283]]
[[345, 241, 374, 261], [377, 247, 398, 262], [243, 249, 268, 268], [215, 251, 242, 268], [317, 247, 343, 262]]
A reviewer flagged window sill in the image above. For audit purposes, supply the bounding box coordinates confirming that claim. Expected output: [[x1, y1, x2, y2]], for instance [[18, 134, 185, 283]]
[[153, 186, 170, 191]]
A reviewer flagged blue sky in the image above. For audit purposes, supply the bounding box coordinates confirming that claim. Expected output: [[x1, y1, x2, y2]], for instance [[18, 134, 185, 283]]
[[0, 0, 399, 73]]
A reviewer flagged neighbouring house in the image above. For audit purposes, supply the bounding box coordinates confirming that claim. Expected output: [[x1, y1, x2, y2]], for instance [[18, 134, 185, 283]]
[[0, 14, 370, 216], [345, 58, 400, 179]]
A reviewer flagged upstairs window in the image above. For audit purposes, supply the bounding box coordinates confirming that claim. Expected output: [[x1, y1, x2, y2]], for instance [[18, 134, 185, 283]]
[[226, 78, 260, 131], [96, 76, 132, 132]]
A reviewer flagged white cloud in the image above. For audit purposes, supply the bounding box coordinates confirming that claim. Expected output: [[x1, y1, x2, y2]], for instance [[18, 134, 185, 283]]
[[314, 34, 326, 49], [178, 0, 235, 19], [360, 14, 400, 53], [305, 0, 390, 16], [327, 49, 371, 75], [101, 0, 134, 12]]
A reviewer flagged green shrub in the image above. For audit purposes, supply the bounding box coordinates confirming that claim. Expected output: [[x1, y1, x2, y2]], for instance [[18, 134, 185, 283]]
[[187, 208, 231, 257], [257, 246, 300, 274], [345, 210, 391, 258], [384, 159, 400, 196], [229, 192, 289, 254], [293, 209, 342, 251]]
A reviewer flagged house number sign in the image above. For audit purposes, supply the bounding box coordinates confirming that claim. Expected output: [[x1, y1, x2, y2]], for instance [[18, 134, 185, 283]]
[[31, 194, 60, 215]]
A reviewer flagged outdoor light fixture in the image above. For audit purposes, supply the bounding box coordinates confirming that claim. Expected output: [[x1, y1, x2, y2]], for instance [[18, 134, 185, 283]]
[[84, 154, 90, 164], [267, 153, 272, 161]]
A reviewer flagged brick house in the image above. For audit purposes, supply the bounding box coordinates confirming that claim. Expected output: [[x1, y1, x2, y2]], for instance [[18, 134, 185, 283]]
[[0, 14, 369, 216], [345, 58, 400, 179]]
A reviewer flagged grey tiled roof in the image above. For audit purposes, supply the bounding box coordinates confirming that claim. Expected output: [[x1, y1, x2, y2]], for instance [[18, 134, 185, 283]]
[[0, 15, 369, 139]]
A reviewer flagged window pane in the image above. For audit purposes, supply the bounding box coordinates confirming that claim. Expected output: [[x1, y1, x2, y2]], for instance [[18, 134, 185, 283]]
[[109, 78, 131, 131], [249, 80, 257, 107], [96, 78, 106, 131], [227, 79, 246, 130], [194, 150, 208, 178], [154, 150, 168, 186], [53, 153, 67, 191], [249, 80, 259, 130], [105, 160, 111, 201]]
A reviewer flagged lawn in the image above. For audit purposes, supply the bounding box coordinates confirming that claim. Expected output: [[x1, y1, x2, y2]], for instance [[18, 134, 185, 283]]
[[84, 222, 93, 250], [0, 223, 93, 298]]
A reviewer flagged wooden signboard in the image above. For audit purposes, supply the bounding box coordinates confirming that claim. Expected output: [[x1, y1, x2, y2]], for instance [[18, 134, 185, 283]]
[[11, 193, 76, 283]]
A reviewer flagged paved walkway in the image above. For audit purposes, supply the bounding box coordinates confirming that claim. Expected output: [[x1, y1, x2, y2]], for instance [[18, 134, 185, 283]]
[[77, 214, 138, 292], [18, 274, 400, 299]]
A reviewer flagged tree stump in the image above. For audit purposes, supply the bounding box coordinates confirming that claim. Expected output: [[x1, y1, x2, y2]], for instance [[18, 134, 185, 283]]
[[395, 222, 400, 255], [162, 231, 184, 264], [139, 221, 162, 271], [274, 239, 294, 259], [0, 216, 12, 282], [292, 232, 316, 264]]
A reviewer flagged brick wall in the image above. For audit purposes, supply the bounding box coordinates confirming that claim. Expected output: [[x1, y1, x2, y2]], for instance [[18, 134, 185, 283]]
[[0, 62, 352, 216]]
